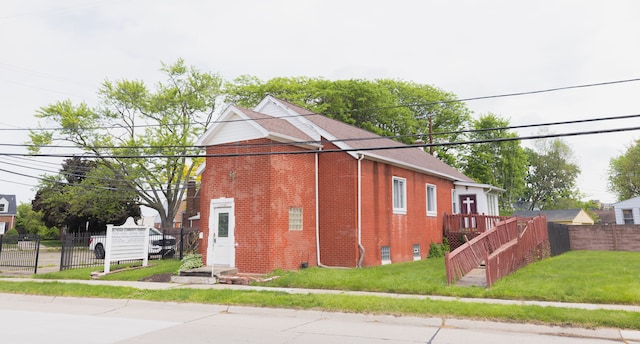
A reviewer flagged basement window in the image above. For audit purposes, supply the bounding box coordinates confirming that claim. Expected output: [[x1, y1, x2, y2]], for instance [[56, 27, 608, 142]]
[[289, 207, 303, 231], [413, 244, 421, 261], [381, 245, 391, 264]]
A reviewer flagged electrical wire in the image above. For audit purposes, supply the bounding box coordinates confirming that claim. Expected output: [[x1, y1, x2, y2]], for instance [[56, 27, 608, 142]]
[[2, 112, 639, 151], [0, 124, 636, 160], [2, 77, 640, 132]]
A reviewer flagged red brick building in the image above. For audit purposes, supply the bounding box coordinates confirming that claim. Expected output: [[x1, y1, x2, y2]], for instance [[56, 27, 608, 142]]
[[195, 96, 500, 273]]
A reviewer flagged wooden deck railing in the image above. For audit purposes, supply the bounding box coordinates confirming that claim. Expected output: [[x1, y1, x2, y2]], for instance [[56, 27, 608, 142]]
[[445, 217, 519, 285], [484, 215, 548, 287], [443, 213, 511, 233]]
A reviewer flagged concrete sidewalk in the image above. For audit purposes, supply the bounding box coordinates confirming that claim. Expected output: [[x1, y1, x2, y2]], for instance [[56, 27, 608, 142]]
[[1, 277, 640, 342], [1, 293, 638, 344]]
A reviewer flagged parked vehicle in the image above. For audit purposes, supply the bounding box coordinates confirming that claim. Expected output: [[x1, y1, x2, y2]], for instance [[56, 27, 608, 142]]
[[88, 228, 176, 259]]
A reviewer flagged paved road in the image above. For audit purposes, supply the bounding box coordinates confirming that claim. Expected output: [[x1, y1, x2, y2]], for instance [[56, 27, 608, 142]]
[[1, 293, 638, 344]]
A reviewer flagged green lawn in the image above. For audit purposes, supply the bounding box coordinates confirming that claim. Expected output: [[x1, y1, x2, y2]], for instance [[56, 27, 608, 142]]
[[1, 250, 639, 330], [261, 250, 640, 305], [27, 250, 640, 305]]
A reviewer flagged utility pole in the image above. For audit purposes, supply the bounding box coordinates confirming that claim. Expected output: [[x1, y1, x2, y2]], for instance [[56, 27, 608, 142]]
[[428, 114, 434, 155]]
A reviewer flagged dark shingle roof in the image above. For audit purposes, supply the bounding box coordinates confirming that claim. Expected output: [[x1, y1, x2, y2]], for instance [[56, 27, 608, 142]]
[[513, 209, 587, 223], [235, 106, 315, 142], [0, 194, 17, 214], [275, 98, 474, 182]]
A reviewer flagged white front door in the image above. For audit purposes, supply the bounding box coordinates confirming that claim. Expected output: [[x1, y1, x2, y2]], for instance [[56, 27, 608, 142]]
[[208, 199, 235, 267]]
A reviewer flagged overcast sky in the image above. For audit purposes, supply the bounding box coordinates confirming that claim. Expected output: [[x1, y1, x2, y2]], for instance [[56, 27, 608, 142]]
[[2, 0, 640, 206]]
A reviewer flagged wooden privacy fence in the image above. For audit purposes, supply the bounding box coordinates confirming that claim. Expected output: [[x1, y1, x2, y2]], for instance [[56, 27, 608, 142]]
[[484, 215, 548, 287], [445, 215, 548, 287]]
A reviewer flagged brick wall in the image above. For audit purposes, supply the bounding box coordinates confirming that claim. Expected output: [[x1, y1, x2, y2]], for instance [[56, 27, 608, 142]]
[[317, 146, 358, 267], [568, 224, 640, 251], [359, 159, 452, 266], [199, 139, 317, 273], [200, 138, 456, 272]]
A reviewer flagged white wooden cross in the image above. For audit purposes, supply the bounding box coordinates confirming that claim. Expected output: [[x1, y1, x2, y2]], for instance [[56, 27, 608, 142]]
[[462, 196, 475, 214]]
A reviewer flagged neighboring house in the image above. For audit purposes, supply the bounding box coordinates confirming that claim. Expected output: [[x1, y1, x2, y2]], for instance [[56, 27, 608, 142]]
[[513, 209, 594, 225], [613, 196, 640, 224], [593, 209, 616, 225], [0, 194, 17, 234], [195, 96, 501, 274], [182, 179, 201, 229]]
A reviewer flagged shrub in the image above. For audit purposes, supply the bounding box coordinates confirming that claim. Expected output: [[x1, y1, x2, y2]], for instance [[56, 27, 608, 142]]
[[39, 227, 60, 240], [4, 228, 19, 237], [428, 238, 450, 258], [178, 254, 204, 272]]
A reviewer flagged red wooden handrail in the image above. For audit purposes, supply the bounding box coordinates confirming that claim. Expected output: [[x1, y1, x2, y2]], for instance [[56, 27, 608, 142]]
[[445, 215, 548, 286]]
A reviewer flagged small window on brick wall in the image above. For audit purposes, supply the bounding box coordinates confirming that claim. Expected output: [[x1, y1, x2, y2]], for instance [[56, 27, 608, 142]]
[[289, 207, 303, 231], [413, 244, 421, 260], [381, 245, 391, 264]]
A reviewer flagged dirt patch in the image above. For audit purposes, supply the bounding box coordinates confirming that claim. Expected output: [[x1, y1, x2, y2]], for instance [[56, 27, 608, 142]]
[[139, 273, 174, 283]]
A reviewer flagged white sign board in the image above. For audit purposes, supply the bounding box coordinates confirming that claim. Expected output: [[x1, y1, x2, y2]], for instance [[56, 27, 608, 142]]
[[104, 217, 149, 273]]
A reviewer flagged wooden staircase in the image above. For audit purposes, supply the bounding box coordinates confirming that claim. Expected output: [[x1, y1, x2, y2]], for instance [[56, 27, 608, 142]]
[[445, 215, 548, 288]]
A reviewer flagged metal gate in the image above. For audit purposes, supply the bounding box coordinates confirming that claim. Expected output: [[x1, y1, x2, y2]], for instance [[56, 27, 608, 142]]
[[60, 232, 105, 271], [0, 234, 41, 274], [547, 222, 570, 256], [59, 227, 200, 271]]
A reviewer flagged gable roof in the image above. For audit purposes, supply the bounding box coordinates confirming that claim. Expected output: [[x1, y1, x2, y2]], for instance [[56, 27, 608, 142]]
[[613, 196, 640, 208], [196, 104, 319, 149], [197, 96, 476, 183], [0, 194, 17, 214], [513, 209, 594, 224], [263, 97, 474, 182]]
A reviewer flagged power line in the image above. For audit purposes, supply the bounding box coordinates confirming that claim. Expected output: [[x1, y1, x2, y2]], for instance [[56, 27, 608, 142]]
[[0, 124, 634, 197], [3, 76, 640, 132], [3, 112, 640, 151], [0, 124, 636, 160]]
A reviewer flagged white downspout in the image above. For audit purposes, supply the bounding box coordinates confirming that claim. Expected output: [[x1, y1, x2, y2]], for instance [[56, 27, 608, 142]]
[[357, 153, 365, 268]]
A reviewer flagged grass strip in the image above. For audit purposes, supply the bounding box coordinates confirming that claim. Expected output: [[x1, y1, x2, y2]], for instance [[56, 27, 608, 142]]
[[0, 280, 638, 330]]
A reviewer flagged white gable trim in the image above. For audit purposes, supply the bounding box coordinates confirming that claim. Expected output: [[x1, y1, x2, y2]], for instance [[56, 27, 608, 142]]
[[0, 198, 7, 213], [196, 105, 268, 146], [613, 196, 640, 208], [454, 181, 506, 193], [257, 96, 355, 153]]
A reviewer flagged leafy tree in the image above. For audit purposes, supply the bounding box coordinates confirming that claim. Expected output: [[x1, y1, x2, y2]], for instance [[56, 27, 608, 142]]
[[461, 113, 528, 213], [33, 157, 141, 232], [15, 203, 48, 235], [523, 136, 581, 210], [30, 59, 223, 228], [225, 77, 471, 167], [608, 139, 640, 200]]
